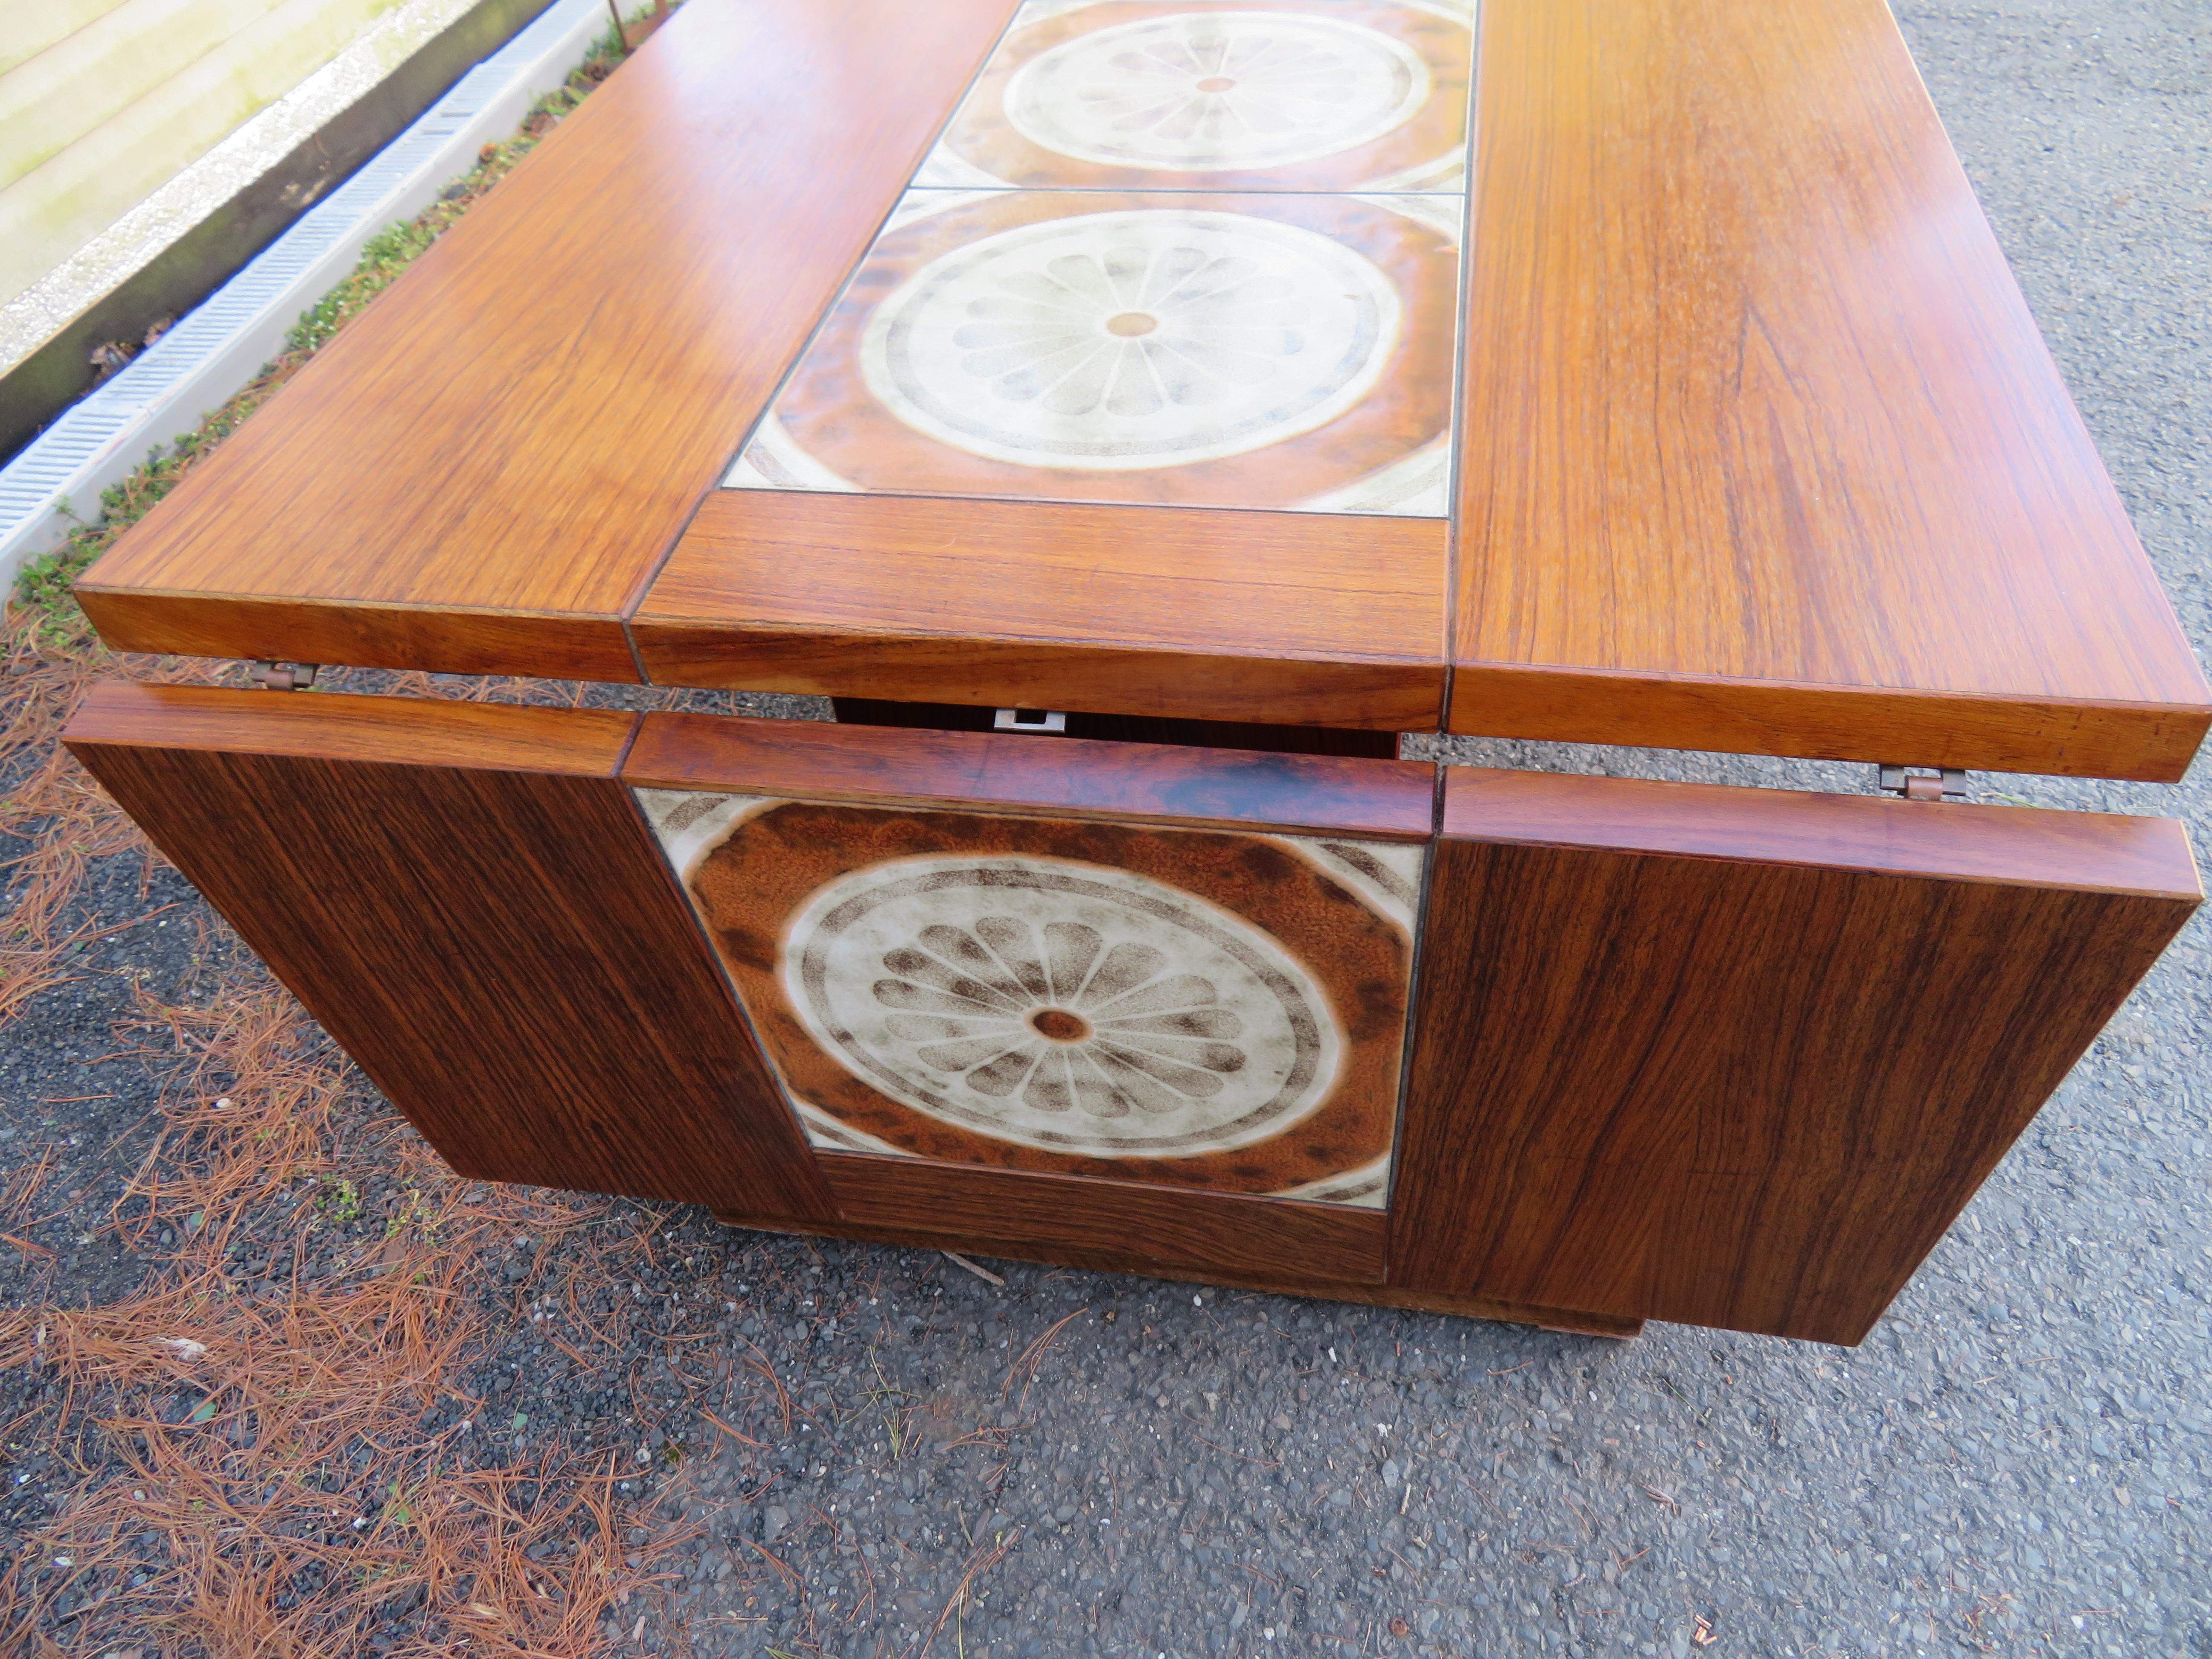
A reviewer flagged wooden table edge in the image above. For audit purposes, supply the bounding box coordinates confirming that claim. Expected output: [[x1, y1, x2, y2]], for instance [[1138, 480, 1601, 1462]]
[[1448, 660, 2212, 782], [62, 681, 642, 777], [1438, 765, 2204, 902], [76, 583, 643, 683]]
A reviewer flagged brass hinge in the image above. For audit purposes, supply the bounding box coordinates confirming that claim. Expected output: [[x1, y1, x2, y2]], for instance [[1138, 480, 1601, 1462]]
[[1877, 764, 1968, 801], [250, 660, 320, 691], [993, 708, 1068, 735]]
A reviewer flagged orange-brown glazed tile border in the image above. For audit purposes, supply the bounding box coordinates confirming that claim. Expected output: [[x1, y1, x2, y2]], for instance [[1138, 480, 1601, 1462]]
[[675, 802, 1412, 1200], [741, 190, 1458, 513], [925, 0, 1475, 192]]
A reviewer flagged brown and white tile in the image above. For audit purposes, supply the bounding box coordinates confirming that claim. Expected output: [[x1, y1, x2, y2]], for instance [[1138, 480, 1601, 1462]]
[[723, 188, 1458, 515], [636, 788, 1422, 1208], [914, 0, 1476, 193]]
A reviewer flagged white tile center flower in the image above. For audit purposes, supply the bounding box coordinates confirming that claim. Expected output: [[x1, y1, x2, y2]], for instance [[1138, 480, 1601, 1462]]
[[953, 241, 1309, 419], [1006, 11, 1429, 171], [862, 208, 1399, 470], [782, 855, 1342, 1157], [876, 917, 1249, 1119]]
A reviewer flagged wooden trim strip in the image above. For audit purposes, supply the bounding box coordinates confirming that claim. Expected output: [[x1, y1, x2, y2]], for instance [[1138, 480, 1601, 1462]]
[[77, 592, 640, 686], [625, 711, 1438, 839], [1441, 767, 2202, 899], [631, 491, 1448, 731], [67, 682, 638, 776], [1449, 663, 2212, 785], [815, 1152, 1388, 1286]]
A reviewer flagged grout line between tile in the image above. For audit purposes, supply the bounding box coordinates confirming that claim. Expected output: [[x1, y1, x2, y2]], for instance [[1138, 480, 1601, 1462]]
[[1438, 0, 1484, 737]]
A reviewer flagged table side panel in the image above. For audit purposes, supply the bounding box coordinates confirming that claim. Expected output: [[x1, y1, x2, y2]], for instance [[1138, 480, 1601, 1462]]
[[632, 492, 1447, 729], [1391, 771, 2200, 1342], [1451, 0, 2211, 779], [63, 685, 834, 1221], [75, 0, 1020, 675]]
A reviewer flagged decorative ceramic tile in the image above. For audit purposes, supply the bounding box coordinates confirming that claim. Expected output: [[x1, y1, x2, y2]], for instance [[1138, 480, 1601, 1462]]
[[916, 0, 1475, 193], [724, 189, 1458, 514], [639, 788, 1422, 1208]]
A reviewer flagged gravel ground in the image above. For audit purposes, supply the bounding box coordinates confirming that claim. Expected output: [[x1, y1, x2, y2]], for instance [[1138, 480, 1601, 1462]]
[[6, 2, 2211, 1656]]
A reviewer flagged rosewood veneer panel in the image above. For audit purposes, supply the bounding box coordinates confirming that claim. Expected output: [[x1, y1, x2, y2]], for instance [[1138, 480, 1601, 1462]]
[[633, 493, 1447, 730], [1450, 0, 2211, 780], [1391, 768, 2199, 1344], [74, 0, 1019, 679], [818, 1154, 1387, 1285], [64, 684, 832, 1220], [625, 710, 1437, 838]]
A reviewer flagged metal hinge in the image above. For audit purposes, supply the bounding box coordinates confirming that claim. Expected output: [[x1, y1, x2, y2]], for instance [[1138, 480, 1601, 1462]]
[[1877, 764, 1968, 801], [250, 660, 320, 691], [993, 708, 1068, 735]]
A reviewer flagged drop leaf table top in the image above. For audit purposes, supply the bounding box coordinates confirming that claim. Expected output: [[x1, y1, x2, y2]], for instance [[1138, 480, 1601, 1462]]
[[70, 0, 2211, 782]]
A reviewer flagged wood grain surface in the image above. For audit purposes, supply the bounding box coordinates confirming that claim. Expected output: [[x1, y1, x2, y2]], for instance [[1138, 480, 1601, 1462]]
[[626, 711, 1438, 838], [819, 1153, 1387, 1284], [63, 679, 639, 772], [1440, 767, 2202, 896], [75, 0, 1018, 679], [65, 685, 835, 1221], [1451, 0, 2211, 781], [1389, 768, 2200, 1342], [632, 492, 1447, 730], [708, 1202, 1640, 1337], [739, 189, 1460, 515]]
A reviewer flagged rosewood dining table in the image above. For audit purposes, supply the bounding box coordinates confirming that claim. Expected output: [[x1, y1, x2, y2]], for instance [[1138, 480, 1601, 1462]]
[[59, 0, 2210, 1344]]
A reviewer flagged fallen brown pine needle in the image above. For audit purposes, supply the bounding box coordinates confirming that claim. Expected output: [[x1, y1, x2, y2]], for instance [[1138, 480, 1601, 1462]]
[[0, 35, 722, 1659], [942, 1251, 1006, 1287]]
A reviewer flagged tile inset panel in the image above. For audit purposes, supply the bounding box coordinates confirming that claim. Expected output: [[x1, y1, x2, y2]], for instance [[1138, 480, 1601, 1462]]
[[726, 189, 1459, 515], [640, 788, 1421, 1208], [917, 0, 1476, 192]]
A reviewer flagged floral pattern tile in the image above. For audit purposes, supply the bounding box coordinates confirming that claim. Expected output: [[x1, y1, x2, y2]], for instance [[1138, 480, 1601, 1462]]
[[724, 189, 1458, 515], [916, 0, 1475, 193], [639, 788, 1422, 1208]]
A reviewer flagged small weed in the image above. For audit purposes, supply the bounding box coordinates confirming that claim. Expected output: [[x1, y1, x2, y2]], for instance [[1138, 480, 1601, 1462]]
[[384, 1185, 437, 1242], [321, 1179, 363, 1224]]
